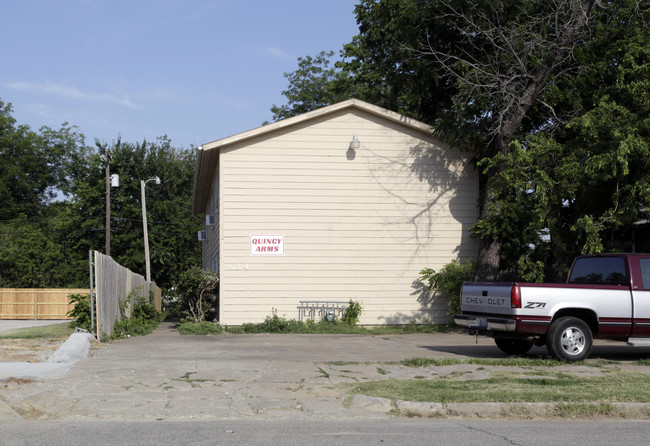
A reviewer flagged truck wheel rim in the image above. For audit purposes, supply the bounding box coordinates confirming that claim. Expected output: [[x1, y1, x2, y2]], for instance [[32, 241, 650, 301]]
[[559, 327, 586, 356]]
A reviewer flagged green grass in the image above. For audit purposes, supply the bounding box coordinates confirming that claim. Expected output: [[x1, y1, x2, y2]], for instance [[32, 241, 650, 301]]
[[397, 356, 612, 368], [177, 320, 222, 335], [0, 323, 74, 339], [348, 370, 650, 404], [223, 323, 446, 335], [400, 357, 464, 367], [180, 313, 447, 335], [223, 321, 445, 335], [550, 402, 629, 418], [173, 371, 215, 386]]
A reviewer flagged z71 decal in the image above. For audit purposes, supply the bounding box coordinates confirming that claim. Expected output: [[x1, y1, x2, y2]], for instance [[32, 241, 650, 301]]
[[524, 302, 547, 309]]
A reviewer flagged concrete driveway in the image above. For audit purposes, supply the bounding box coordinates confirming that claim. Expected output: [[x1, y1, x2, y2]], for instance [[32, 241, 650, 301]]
[[2, 322, 650, 421]]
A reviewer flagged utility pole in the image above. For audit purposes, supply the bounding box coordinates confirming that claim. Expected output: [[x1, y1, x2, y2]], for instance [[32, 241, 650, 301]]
[[105, 150, 111, 256], [141, 180, 149, 281], [141, 176, 160, 283]]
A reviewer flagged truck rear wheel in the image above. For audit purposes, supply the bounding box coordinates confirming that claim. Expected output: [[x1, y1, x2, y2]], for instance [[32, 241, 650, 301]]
[[494, 338, 534, 356], [546, 316, 592, 362]]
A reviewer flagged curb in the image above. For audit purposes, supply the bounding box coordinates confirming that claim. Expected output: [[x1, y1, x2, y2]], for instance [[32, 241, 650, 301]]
[[0, 329, 93, 381], [348, 395, 650, 418]]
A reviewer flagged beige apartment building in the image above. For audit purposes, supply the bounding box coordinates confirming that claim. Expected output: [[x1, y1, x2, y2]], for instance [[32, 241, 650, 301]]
[[192, 99, 478, 325]]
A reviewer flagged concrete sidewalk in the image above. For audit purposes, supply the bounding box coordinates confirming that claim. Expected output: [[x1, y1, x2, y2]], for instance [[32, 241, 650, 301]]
[[0, 362, 72, 380], [2, 322, 650, 421], [0, 320, 70, 333]]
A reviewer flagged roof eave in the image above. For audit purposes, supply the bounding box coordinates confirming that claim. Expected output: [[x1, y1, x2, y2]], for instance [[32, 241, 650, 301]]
[[200, 99, 434, 152]]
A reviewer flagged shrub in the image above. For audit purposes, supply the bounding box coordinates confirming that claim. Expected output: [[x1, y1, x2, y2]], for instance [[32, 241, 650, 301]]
[[241, 310, 304, 333], [175, 267, 219, 322], [111, 289, 163, 339], [178, 320, 222, 335], [175, 308, 448, 336], [67, 293, 94, 331], [111, 302, 162, 339], [419, 260, 475, 324], [343, 299, 363, 325], [133, 302, 159, 321], [162, 287, 183, 319]]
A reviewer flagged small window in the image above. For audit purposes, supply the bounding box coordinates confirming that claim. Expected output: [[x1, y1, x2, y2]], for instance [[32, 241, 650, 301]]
[[640, 259, 650, 289], [568, 257, 628, 285]]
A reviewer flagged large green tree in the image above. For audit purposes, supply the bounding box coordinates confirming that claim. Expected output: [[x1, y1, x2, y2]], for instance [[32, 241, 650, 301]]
[[503, 5, 650, 281], [0, 100, 202, 289], [270, 0, 649, 281], [271, 0, 457, 125], [271, 51, 346, 122], [0, 100, 88, 286], [0, 100, 73, 219], [61, 137, 202, 289]]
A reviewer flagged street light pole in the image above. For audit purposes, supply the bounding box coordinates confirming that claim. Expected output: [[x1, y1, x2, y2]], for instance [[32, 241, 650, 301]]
[[105, 151, 111, 256], [141, 176, 161, 283]]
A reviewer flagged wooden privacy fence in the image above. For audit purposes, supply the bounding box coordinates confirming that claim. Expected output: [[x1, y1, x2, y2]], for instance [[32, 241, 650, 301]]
[[93, 251, 161, 341], [0, 288, 89, 320]]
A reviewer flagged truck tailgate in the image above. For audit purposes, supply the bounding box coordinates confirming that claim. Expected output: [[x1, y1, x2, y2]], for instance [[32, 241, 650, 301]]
[[461, 282, 513, 314]]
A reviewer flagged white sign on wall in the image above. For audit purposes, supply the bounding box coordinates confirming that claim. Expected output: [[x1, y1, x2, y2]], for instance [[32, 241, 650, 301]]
[[250, 235, 284, 256]]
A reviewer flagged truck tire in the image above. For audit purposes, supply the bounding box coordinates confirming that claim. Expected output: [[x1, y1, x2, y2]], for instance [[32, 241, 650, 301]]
[[494, 338, 534, 356], [546, 316, 593, 362]]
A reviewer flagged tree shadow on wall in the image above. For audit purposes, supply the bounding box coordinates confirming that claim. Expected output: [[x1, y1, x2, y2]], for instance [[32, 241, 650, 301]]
[[376, 279, 449, 325], [408, 139, 476, 251], [365, 136, 477, 323], [364, 136, 476, 262]]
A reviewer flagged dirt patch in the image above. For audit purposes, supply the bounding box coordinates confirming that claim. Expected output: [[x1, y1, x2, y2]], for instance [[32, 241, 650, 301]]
[[0, 337, 107, 363], [2, 377, 35, 387], [0, 338, 65, 362]]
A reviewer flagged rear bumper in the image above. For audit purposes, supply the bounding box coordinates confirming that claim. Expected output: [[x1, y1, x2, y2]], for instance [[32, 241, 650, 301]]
[[454, 314, 516, 332]]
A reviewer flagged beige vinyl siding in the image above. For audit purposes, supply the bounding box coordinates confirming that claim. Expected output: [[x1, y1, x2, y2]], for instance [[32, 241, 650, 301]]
[[202, 168, 220, 273], [216, 108, 477, 325]]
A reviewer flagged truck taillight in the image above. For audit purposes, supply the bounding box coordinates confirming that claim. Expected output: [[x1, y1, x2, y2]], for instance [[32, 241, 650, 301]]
[[511, 284, 521, 308]]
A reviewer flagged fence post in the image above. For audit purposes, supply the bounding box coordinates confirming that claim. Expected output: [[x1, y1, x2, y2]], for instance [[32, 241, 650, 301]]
[[89, 249, 95, 333]]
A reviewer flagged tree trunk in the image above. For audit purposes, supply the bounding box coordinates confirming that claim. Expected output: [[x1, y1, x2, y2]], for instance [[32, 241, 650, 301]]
[[472, 0, 598, 280], [473, 163, 504, 281], [476, 236, 502, 281]]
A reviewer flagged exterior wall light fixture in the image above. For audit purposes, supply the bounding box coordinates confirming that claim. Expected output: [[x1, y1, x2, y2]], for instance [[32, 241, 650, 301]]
[[350, 134, 361, 150]]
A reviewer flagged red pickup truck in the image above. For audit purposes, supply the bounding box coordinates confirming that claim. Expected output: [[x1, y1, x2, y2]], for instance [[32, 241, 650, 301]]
[[454, 254, 650, 361]]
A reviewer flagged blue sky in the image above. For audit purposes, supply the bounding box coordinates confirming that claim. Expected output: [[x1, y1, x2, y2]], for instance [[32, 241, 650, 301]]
[[1, 0, 360, 148]]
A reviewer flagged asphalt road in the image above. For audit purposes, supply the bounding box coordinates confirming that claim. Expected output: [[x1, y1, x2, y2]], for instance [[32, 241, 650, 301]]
[[1, 419, 650, 446]]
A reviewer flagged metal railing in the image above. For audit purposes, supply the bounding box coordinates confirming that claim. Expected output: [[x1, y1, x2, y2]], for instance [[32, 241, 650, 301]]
[[298, 300, 348, 322]]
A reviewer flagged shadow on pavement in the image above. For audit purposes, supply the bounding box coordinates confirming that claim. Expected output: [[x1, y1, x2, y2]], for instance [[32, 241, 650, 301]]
[[417, 342, 650, 362]]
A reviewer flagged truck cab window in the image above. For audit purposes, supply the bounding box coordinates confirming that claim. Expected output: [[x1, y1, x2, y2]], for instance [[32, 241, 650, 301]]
[[640, 259, 650, 289], [569, 257, 628, 285]]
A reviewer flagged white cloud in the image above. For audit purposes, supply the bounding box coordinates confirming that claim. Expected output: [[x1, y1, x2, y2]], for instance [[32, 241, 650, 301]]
[[264, 47, 295, 60], [3, 81, 137, 109], [142, 87, 249, 109], [214, 95, 250, 109], [144, 87, 190, 104], [24, 102, 58, 119]]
